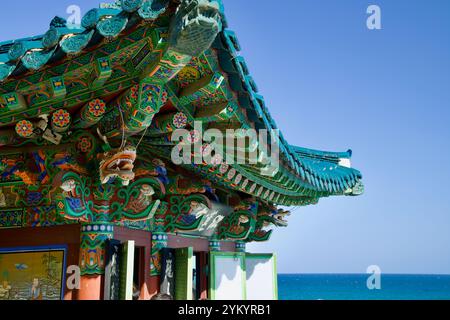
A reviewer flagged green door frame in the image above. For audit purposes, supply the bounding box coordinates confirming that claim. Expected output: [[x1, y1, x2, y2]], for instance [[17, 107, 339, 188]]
[[119, 240, 135, 300]]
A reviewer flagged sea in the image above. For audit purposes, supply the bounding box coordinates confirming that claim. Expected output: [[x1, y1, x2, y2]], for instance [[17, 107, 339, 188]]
[[278, 274, 450, 300]]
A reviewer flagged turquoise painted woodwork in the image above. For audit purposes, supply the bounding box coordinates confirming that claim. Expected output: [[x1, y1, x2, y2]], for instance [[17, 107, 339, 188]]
[[121, 0, 144, 12], [0, 63, 15, 82], [0, 0, 364, 246], [97, 16, 129, 39], [60, 31, 95, 54], [138, 0, 168, 20]]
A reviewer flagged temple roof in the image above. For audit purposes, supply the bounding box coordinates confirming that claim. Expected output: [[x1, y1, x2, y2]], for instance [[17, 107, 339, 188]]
[[0, 0, 363, 206], [0, 2, 168, 81], [209, 26, 363, 198]]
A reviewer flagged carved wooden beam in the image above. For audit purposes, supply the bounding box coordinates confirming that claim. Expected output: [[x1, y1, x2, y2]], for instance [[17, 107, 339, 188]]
[[194, 102, 236, 122], [179, 72, 224, 98]]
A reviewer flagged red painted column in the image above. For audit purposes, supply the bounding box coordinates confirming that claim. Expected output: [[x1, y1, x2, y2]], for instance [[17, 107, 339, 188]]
[[78, 223, 113, 300], [199, 252, 208, 300], [149, 232, 167, 298], [78, 276, 103, 300], [149, 276, 160, 298]]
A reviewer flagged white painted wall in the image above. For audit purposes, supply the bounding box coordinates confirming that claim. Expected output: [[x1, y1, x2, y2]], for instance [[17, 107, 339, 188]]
[[213, 256, 245, 300], [246, 256, 276, 300]]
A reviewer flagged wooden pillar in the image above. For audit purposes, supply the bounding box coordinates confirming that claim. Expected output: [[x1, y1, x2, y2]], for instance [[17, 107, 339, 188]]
[[149, 232, 168, 298], [78, 223, 113, 300], [78, 276, 103, 300], [149, 276, 161, 298], [139, 246, 151, 300], [198, 252, 209, 300]]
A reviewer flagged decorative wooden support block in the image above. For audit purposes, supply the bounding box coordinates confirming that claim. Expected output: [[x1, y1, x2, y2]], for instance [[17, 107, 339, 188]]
[[131, 30, 165, 74], [209, 120, 243, 132], [1, 92, 27, 112], [15, 120, 34, 138], [74, 99, 107, 129], [124, 82, 168, 132], [51, 109, 72, 133], [153, 111, 188, 134], [90, 57, 112, 89], [179, 72, 224, 97], [50, 76, 67, 99], [195, 102, 236, 122]]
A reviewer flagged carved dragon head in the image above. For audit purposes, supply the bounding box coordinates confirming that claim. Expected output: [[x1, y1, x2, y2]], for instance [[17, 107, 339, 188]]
[[99, 145, 137, 186], [267, 208, 290, 227], [259, 208, 291, 228], [246, 208, 290, 242], [345, 180, 364, 196], [170, 0, 223, 56]]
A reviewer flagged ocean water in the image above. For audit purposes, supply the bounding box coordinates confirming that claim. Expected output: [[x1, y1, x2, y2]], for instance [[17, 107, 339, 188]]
[[278, 274, 450, 300]]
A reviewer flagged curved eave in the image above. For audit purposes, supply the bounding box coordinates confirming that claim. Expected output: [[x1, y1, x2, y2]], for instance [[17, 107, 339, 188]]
[[212, 27, 364, 198], [0, 0, 364, 204]]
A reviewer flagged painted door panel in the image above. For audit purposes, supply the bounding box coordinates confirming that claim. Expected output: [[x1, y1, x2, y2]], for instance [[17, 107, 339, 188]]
[[175, 247, 193, 300], [245, 253, 278, 300], [209, 252, 246, 300]]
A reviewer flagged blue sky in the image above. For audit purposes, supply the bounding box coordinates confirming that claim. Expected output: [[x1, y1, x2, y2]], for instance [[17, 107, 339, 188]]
[[1, 0, 450, 274]]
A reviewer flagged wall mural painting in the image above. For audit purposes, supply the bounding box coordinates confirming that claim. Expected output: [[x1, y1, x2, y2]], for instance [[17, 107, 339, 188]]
[[0, 247, 66, 300]]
